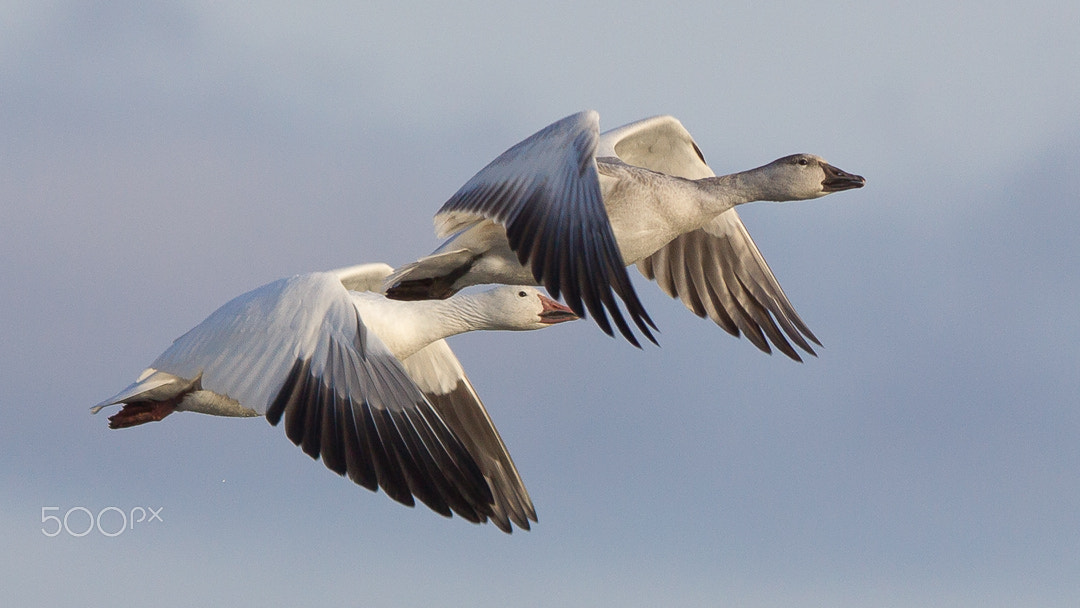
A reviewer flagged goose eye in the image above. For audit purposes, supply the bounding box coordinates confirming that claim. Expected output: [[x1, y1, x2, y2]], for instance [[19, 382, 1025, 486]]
[[797, 158, 809, 166], [518, 290, 527, 297]]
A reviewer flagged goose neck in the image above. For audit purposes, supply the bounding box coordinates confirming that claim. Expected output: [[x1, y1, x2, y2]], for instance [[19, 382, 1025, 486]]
[[699, 161, 799, 208], [361, 297, 484, 360], [699, 170, 768, 208]]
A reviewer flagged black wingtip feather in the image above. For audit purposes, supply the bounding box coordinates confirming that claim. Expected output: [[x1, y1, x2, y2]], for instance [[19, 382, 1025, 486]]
[[264, 356, 511, 526], [438, 112, 659, 348], [503, 193, 658, 347]]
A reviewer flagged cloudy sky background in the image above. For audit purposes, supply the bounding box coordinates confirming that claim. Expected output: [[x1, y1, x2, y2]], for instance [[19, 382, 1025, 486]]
[[3, 2, 1080, 606]]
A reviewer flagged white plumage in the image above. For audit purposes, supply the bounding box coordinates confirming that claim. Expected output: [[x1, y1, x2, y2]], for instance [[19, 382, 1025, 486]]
[[93, 263, 577, 532]]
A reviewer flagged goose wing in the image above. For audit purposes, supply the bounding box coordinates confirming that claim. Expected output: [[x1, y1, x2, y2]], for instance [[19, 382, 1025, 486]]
[[402, 340, 536, 533], [434, 110, 656, 347], [601, 115, 818, 359], [636, 212, 820, 360], [596, 114, 713, 179], [96, 272, 497, 524], [333, 262, 394, 293]]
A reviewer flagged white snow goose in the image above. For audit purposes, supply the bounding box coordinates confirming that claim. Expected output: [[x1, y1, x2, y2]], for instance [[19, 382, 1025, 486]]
[[92, 263, 577, 532]]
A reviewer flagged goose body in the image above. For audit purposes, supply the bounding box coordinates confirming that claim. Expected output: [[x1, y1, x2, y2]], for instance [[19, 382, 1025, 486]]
[[387, 111, 865, 357], [92, 263, 577, 532]]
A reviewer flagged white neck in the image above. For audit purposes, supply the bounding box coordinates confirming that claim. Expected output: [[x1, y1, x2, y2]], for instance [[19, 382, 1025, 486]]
[[353, 292, 497, 360]]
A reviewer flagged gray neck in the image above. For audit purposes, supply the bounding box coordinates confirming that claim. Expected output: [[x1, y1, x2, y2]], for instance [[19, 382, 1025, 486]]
[[697, 164, 797, 210]]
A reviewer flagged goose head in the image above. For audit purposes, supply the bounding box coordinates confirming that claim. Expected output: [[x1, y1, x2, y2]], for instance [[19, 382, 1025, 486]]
[[472, 285, 579, 331], [757, 154, 865, 201]]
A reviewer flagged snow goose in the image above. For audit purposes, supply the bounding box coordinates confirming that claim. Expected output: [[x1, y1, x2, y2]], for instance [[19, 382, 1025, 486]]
[[92, 263, 577, 532], [386, 110, 865, 357]]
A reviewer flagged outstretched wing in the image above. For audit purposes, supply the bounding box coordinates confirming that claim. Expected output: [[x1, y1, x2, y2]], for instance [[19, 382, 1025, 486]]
[[601, 115, 818, 359], [97, 272, 499, 524], [402, 340, 536, 533], [435, 110, 657, 347], [636, 213, 820, 360]]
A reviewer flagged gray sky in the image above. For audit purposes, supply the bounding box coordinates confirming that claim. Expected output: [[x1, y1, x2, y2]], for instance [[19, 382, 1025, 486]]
[[4, 2, 1080, 606]]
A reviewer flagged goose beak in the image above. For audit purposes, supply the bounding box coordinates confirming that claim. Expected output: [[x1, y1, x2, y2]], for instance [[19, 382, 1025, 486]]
[[821, 163, 866, 192], [537, 294, 579, 324]]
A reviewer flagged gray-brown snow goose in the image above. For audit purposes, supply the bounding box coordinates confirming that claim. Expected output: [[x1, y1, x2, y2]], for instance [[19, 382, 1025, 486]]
[[386, 110, 864, 357], [92, 263, 576, 532]]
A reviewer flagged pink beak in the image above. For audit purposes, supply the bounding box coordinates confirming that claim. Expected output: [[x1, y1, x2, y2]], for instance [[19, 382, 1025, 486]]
[[537, 294, 579, 324]]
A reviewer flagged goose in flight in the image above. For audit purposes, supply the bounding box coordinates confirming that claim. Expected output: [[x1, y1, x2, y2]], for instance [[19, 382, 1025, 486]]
[[92, 263, 577, 532], [386, 110, 864, 357]]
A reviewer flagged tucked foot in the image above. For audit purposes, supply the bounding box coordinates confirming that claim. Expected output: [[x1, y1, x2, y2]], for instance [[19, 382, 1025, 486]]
[[108, 402, 177, 429]]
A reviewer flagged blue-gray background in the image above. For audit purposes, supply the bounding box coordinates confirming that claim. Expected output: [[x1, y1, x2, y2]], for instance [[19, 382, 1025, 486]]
[[3, 2, 1079, 606]]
